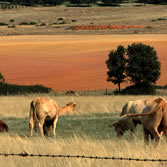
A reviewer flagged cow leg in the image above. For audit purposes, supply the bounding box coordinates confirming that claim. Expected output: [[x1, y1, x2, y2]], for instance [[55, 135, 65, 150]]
[[43, 121, 52, 136], [151, 127, 161, 147], [35, 120, 39, 132], [29, 123, 33, 137], [143, 129, 149, 145], [47, 125, 52, 135], [52, 115, 58, 136], [43, 122, 49, 136], [38, 117, 45, 137], [29, 117, 34, 137], [129, 121, 137, 136]]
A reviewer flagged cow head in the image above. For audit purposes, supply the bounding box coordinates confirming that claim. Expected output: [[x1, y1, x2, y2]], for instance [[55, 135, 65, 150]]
[[112, 120, 130, 137], [66, 102, 76, 112]]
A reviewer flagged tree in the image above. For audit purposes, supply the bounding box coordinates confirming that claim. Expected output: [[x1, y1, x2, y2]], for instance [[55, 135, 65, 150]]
[[106, 45, 126, 92], [102, 0, 123, 4], [126, 42, 161, 85], [0, 72, 5, 82], [70, 0, 96, 5]]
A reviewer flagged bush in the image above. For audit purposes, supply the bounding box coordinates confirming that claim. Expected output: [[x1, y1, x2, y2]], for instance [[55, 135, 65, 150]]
[[19, 21, 30, 25], [0, 82, 52, 95], [29, 21, 37, 25], [120, 82, 156, 95], [39, 23, 46, 26], [0, 22, 8, 26], [10, 19, 15, 22]]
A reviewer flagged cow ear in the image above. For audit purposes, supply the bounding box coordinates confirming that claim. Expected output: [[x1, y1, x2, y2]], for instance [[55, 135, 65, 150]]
[[73, 103, 76, 107]]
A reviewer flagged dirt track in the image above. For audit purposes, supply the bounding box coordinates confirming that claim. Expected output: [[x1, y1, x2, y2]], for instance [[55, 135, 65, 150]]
[[0, 34, 167, 91]]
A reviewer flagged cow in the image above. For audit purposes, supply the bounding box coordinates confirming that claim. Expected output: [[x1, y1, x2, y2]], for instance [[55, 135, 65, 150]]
[[0, 120, 8, 132], [121, 97, 167, 146], [29, 97, 76, 137]]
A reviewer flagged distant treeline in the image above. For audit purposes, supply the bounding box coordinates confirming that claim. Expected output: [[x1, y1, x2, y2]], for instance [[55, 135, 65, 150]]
[[137, 0, 167, 4], [0, 0, 166, 6], [0, 82, 52, 95]]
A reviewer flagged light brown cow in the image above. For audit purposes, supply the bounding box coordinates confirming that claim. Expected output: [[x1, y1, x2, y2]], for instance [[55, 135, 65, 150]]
[[121, 97, 167, 146], [113, 98, 156, 136], [29, 97, 76, 137]]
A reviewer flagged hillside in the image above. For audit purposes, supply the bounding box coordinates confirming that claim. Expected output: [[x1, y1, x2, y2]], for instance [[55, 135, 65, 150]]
[[0, 4, 167, 35]]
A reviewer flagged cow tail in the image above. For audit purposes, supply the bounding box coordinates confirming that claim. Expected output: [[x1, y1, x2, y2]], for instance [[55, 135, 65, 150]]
[[30, 101, 38, 130], [30, 101, 34, 118], [122, 98, 165, 118]]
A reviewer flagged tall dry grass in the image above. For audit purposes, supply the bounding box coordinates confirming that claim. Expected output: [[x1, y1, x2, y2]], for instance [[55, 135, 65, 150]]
[[0, 94, 167, 167]]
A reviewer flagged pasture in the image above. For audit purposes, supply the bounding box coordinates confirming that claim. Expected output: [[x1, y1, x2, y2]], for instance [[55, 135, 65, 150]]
[[0, 4, 167, 35], [1, 95, 167, 167]]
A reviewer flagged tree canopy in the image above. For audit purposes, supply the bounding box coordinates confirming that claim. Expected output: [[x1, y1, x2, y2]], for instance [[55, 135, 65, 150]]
[[106, 43, 161, 93], [126, 43, 161, 85], [106, 45, 126, 92], [0, 72, 5, 82]]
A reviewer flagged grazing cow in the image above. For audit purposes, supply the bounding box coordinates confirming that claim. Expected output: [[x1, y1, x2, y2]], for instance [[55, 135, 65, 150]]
[[29, 97, 76, 137], [122, 97, 167, 146], [0, 120, 8, 132], [113, 98, 156, 136]]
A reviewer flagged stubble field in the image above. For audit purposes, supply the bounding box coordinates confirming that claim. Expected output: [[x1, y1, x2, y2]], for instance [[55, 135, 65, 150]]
[[1, 95, 167, 167], [0, 4, 167, 35], [0, 34, 167, 91]]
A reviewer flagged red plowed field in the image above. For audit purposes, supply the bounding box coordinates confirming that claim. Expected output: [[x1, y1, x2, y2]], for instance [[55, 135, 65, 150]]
[[0, 35, 167, 91]]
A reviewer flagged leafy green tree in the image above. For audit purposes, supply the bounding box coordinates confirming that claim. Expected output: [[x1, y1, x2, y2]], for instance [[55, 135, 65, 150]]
[[106, 45, 126, 92], [70, 0, 96, 5], [102, 0, 123, 4], [126, 42, 161, 85], [0, 72, 5, 82], [137, 0, 167, 4]]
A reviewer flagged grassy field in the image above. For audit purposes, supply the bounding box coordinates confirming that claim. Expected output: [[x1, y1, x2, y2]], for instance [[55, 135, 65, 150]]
[[0, 4, 167, 35], [1, 95, 167, 167]]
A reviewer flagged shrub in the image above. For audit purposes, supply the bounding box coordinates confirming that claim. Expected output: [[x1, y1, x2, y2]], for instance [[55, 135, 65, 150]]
[[39, 23, 46, 26], [120, 82, 156, 95], [19, 21, 30, 25], [10, 19, 15, 22], [57, 17, 64, 21], [29, 21, 37, 25], [0, 22, 8, 26], [0, 82, 52, 95]]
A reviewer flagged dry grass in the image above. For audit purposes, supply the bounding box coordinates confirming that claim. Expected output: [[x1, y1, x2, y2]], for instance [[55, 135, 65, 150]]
[[0, 94, 157, 117], [0, 4, 167, 35], [1, 134, 167, 167], [1, 95, 167, 166]]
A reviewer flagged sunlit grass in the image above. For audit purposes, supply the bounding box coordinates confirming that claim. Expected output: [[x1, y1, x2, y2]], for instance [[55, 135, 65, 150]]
[[0, 95, 167, 167]]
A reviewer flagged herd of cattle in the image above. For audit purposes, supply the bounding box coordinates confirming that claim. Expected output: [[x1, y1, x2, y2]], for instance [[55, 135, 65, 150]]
[[0, 96, 167, 146]]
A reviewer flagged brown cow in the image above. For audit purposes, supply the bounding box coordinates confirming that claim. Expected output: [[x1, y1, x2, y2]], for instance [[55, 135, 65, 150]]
[[0, 120, 8, 132], [29, 97, 76, 137], [121, 97, 167, 146]]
